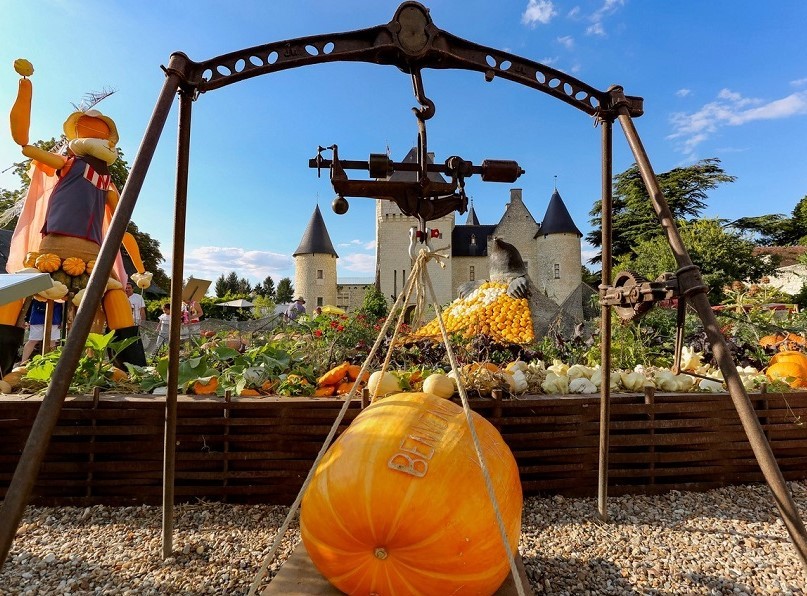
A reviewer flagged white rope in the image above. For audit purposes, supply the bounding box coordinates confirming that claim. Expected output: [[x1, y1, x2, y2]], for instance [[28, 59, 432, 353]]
[[249, 247, 526, 595], [418, 248, 527, 596], [247, 256, 426, 594]]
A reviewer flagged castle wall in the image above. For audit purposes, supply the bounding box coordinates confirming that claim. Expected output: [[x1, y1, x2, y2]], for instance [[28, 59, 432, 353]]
[[451, 256, 490, 295], [492, 189, 541, 284], [534, 232, 582, 305], [375, 201, 455, 305], [294, 253, 337, 308]]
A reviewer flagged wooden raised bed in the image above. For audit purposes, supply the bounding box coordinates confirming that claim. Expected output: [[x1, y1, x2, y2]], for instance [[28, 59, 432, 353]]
[[1, 391, 806, 506]]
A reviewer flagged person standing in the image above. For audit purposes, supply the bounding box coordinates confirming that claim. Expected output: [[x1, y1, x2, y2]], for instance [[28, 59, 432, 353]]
[[21, 300, 64, 362], [285, 297, 306, 321], [152, 303, 171, 353], [125, 282, 146, 326], [182, 299, 203, 338]]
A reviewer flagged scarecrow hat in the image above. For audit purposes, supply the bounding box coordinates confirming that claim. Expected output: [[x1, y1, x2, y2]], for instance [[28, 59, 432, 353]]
[[295, 297, 306, 303], [63, 109, 119, 146]]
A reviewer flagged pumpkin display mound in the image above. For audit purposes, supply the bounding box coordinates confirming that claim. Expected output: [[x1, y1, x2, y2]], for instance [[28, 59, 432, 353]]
[[300, 392, 523, 595]]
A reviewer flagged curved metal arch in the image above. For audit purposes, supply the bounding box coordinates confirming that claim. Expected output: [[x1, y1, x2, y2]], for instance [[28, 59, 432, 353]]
[[176, 1, 642, 119]]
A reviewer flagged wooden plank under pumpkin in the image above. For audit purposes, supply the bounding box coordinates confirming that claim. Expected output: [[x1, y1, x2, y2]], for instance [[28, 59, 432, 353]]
[[262, 542, 533, 596]]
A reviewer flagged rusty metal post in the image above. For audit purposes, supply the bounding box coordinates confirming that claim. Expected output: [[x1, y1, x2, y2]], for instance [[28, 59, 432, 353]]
[[163, 86, 194, 559], [597, 117, 613, 520], [0, 61, 185, 568], [42, 300, 54, 356], [613, 89, 807, 568]]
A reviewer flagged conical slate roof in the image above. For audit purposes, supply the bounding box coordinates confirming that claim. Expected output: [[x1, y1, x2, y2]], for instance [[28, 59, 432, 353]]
[[538, 190, 582, 237], [293, 205, 338, 257], [388, 147, 447, 183], [465, 204, 480, 225]]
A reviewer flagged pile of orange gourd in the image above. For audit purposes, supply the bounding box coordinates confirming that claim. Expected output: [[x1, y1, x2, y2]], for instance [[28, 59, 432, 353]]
[[314, 361, 369, 396], [413, 281, 534, 344]]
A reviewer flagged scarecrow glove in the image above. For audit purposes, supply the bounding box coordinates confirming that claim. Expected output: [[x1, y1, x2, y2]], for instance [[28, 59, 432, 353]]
[[132, 271, 153, 289]]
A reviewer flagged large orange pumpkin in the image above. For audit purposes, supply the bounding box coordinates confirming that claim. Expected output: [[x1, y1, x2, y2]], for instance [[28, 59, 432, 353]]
[[300, 392, 522, 595], [769, 350, 807, 369], [766, 361, 807, 389]]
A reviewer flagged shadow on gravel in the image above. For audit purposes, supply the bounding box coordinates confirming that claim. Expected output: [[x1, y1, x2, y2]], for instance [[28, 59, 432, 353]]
[[521, 554, 640, 595]]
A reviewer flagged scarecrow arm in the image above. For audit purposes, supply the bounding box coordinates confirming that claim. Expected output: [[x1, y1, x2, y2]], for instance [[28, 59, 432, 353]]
[[122, 232, 145, 274], [21, 145, 65, 173]]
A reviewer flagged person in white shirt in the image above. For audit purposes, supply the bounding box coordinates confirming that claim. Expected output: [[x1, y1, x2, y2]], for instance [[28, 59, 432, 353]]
[[152, 303, 171, 353], [125, 282, 146, 325]]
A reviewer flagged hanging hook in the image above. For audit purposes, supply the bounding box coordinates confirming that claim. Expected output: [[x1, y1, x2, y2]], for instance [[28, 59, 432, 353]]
[[411, 69, 434, 184], [411, 69, 435, 121]]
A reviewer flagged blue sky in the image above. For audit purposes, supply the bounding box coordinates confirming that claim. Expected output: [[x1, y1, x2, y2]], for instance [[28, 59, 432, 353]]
[[2, 0, 806, 288]]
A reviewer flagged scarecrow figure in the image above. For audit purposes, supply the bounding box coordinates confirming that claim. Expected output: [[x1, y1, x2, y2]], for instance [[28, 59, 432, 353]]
[[1, 59, 151, 373]]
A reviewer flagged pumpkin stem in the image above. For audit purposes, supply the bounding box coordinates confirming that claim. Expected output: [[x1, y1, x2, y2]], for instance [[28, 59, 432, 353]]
[[373, 547, 388, 560]]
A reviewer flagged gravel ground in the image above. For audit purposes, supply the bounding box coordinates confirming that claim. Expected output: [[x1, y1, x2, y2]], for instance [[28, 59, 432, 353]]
[[1, 481, 805, 595]]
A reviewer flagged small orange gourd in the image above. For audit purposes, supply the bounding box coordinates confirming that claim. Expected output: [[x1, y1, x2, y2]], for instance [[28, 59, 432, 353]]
[[23, 252, 39, 268], [61, 257, 86, 276], [346, 364, 369, 383], [35, 253, 61, 273], [313, 385, 337, 397], [192, 376, 219, 395], [301, 392, 522, 595], [316, 361, 351, 387]]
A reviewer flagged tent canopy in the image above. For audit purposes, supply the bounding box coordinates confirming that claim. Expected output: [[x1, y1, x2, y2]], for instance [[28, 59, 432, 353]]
[[218, 298, 254, 308], [320, 304, 346, 315]]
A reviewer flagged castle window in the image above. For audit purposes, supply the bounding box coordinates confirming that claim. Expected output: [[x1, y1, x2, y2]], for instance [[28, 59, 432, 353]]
[[317, 297, 323, 306], [554, 263, 560, 279], [393, 270, 397, 296], [469, 266, 475, 281], [470, 234, 477, 246], [317, 269, 323, 280]]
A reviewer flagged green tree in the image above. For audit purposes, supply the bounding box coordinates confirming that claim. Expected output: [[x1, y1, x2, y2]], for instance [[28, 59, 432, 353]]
[[588, 158, 736, 264], [359, 285, 389, 319], [276, 277, 294, 303], [214, 274, 228, 298], [254, 275, 275, 298], [235, 276, 252, 295], [614, 219, 776, 303], [731, 195, 807, 246]]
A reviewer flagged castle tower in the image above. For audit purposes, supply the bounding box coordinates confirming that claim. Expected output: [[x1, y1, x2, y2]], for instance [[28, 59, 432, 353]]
[[293, 205, 338, 308], [375, 148, 455, 305], [492, 189, 542, 283], [534, 189, 583, 306]]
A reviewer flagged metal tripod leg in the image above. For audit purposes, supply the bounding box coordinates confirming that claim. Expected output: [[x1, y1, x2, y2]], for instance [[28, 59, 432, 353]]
[[612, 87, 807, 568], [0, 56, 190, 567]]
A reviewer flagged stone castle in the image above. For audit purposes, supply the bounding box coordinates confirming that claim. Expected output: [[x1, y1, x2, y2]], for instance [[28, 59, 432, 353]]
[[293, 150, 587, 325]]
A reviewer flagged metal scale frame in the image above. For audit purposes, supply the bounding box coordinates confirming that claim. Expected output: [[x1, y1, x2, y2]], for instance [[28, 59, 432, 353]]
[[1, 1, 805, 572]]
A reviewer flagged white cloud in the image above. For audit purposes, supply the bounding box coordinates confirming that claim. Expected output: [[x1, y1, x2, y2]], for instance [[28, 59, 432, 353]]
[[675, 88, 691, 98], [521, 0, 557, 27], [581, 244, 600, 265], [540, 56, 559, 66], [337, 239, 365, 247], [791, 78, 807, 88], [584, 0, 625, 37], [364, 240, 377, 250], [557, 35, 575, 49], [340, 252, 376, 274], [585, 22, 605, 36], [668, 88, 807, 157], [170, 246, 294, 286], [567, 6, 581, 18]]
